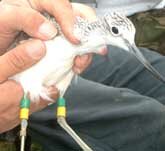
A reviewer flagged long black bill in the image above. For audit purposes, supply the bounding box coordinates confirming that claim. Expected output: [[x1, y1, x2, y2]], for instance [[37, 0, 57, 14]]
[[127, 42, 165, 84]]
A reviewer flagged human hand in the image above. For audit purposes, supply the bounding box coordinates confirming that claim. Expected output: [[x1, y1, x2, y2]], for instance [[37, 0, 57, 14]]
[[0, 1, 104, 133], [0, 0, 59, 132], [71, 3, 108, 73], [0, 0, 77, 50], [0, 39, 59, 133], [27, 1, 106, 73], [1, 0, 106, 74]]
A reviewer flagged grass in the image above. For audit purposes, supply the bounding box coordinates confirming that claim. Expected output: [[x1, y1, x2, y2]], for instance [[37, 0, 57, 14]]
[[0, 141, 43, 151], [0, 141, 16, 151]]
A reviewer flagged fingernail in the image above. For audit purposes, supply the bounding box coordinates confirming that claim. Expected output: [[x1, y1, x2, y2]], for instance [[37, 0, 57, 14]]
[[26, 40, 46, 59], [38, 21, 57, 39]]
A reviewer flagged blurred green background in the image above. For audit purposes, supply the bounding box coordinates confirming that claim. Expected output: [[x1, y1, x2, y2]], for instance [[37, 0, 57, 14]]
[[0, 141, 43, 151]]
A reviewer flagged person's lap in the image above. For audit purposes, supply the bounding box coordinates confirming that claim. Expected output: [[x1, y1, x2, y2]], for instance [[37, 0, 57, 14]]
[[29, 46, 165, 151], [82, 45, 165, 104]]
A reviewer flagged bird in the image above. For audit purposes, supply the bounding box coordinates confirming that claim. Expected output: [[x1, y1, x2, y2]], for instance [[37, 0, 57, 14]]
[[12, 12, 165, 102]]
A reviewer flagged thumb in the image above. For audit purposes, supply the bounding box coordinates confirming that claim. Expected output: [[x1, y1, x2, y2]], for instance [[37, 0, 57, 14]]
[[0, 39, 46, 82], [0, 4, 57, 51]]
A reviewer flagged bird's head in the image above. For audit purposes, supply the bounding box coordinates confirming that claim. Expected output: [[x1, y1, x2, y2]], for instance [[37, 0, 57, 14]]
[[74, 12, 165, 84], [74, 12, 136, 53], [102, 12, 136, 51]]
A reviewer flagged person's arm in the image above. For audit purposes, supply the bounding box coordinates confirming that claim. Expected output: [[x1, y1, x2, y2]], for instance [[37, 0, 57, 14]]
[[0, 0, 99, 133], [0, 0, 62, 133], [1, 0, 97, 73], [0, 39, 58, 133]]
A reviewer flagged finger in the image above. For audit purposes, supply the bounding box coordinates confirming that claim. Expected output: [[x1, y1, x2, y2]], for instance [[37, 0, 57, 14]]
[[0, 80, 23, 111], [73, 53, 93, 74], [45, 85, 59, 101], [0, 80, 23, 133], [29, 0, 78, 44], [73, 47, 108, 74], [99, 46, 108, 55], [1, 0, 32, 8], [70, 4, 97, 74], [0, 4, 57, 50], [0, 39, 46, 82], [72, 3, 97, 21], [30, 85, 59, 113], [38, 85, 59, 102]]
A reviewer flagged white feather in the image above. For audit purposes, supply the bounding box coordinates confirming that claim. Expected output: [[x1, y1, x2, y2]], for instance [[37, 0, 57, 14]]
[[11, 13, 136, 102], [12, 36, 76, 102], [12, 34, 104, 102]]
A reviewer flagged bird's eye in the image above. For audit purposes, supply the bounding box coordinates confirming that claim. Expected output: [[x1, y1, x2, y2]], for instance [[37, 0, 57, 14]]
[[111, 26, 119, 35]]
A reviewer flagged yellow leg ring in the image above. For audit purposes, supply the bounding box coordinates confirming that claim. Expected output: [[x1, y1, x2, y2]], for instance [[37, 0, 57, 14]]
[[57, 107, 66, 117], [20, 108, 29, 119]]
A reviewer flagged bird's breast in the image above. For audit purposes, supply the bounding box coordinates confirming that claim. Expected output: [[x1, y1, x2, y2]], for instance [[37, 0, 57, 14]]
[[12, 36, 77, 102]]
